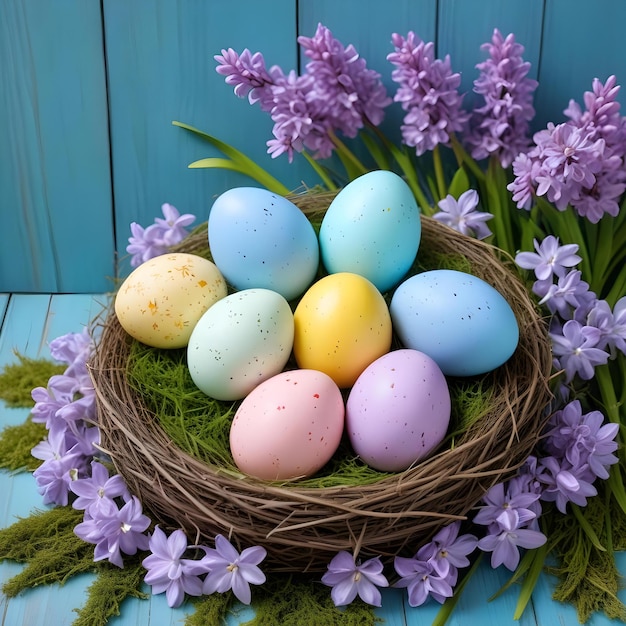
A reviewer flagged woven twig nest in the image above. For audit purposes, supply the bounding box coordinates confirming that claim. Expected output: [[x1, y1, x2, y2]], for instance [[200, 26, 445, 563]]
[[90, 194, 553, 573]]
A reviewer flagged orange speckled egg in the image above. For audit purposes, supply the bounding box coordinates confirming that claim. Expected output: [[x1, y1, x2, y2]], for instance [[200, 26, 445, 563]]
[[293, 272, 392, 388], [114, 252, 227, 348]]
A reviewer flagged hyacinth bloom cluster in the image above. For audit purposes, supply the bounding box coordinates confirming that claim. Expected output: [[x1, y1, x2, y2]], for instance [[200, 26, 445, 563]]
[[387, 31, 468, 156], [466, 29, 538, 168], [30, 329, 98, 506], [126, 203, 195, 267], [142, 530, 267, 608], [394, 521, 477, 607], [509, 75, 626, 222], [215, 23, 390, 161], [515, 235, 626, 382]]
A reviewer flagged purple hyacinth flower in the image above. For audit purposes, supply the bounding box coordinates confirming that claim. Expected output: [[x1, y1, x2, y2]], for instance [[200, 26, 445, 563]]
[[515, 235, 581, 281], [70, 461, 130, 515], [142, 527, 205, 608], [387, 31, 468, 155], [550, 319, 609, 381], [416, 521, 477, 581], [536, 456, 598, 514], [587, 297, 626, 354], [32, 450, 86, 507], [394, 555, 453, 607], [48, 329, 94, 374], [321, 551, 389, 607], [200, 534, 267, 605], [473, 480, 541, 529], [75, 496, 151, 568], [467, 29, 538, 168], [545, 400, 619, 481], [538, 270, 590, 318], [477, 508, 547, 571], [433, 190, 493, 239], [126, 204, 196, 267]]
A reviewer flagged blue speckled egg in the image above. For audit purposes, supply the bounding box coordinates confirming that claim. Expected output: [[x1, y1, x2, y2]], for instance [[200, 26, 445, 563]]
[[318, 170, 421, 293], [390, 269, 519, 376], [208, 187, 319, 301]]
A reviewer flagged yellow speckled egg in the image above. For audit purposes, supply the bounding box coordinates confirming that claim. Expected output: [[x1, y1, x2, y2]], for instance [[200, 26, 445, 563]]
[[293, 272, 392, 388], [114, 252, 227, 348]]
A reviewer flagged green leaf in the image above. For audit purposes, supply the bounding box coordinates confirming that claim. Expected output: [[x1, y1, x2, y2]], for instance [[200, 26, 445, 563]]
[[302, 151, 338, 190], [172, 121, 291, 195], [571, 503, 606, 552], [360, 131, 390, 171], [513, 543, 548, 620], [447, 167, 470, 199], [432, 554, 483, 626]]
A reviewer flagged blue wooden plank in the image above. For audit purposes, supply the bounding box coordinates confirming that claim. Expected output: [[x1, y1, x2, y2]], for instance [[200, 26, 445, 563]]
[[102, 0, 312, 280], [437, 0, 545, 114], [0, 0, 114, 293], [535, 0, 626, 128]]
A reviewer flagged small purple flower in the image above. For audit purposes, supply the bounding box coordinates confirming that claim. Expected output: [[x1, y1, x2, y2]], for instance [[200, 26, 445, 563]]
[[550, 319, 609, 381], [214, 47, 276, 105], [515, 236, 582, 281], [200, 534, 267, 605], [473, 480, 541, 529], [416, 521, 477, 582], [394, 555, 453, 607], [536, 456, 598, 514], [48, 329, 94, 376], [142, 527, 205, 608], [387, 31, 468, 155], [466, 29, 538, 167], [75, 496, 151, 568], [587, 297, 626, 355], [70, 461, 130, 516], [477, 508, 547, 570], [126, 204, 196, 267], [545, 400, 619, 480], [538, 270, 590, 318], [433, 190, 493, 239], [32, 451, 86, 506], [321, 551, 389, 607]]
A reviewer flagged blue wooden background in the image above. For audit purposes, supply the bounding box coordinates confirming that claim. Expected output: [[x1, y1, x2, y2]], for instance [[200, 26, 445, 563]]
[[1, 0, 626, 293]]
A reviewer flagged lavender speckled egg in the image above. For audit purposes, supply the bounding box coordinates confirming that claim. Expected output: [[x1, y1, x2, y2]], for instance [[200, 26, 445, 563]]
[[346, 349, 451, 472]]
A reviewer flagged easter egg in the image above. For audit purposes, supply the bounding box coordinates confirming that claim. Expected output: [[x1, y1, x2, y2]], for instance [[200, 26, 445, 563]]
[[319, 170, 421, 293], [390, 269, 519, 376], [230, 369, 345, 481], [293, 272, 392, 388], [208, 187, 319, 301], [187, 288, 294, 400], [114, 252, 227, 349], [346, 349, 451, 472]]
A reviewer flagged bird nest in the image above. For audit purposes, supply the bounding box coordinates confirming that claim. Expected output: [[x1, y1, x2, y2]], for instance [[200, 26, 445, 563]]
[[89, 192, 553, 573]]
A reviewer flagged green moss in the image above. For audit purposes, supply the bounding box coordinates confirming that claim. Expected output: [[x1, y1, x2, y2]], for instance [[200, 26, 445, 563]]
[[545, 486, 626, 623], [186, 576, 381, 626], [0, 355, 65, 408], [72, 561, 149, 626], [0, 418, 46, 471], [0, 507, 95, 596]]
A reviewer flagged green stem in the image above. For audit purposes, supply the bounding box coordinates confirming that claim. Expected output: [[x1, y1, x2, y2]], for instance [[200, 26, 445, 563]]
[[449, 134, 486, 184], [433, 145, 447, 200], [328, 130, 368, 178], [301, 151, 338, 190]]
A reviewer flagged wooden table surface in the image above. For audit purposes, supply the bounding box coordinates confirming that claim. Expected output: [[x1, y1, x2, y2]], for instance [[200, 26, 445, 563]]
[[1, 292, 624, 626]]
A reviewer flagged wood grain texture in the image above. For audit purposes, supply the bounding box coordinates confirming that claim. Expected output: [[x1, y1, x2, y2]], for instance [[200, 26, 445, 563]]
[[0, 0, 114, 293], [535, 0, 626, 128], [102, 0, 313, 280]]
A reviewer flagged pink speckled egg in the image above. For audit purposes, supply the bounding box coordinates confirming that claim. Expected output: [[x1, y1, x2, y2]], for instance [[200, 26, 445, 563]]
[[229, 369, 345, 481], [346, 349, 451, 472]]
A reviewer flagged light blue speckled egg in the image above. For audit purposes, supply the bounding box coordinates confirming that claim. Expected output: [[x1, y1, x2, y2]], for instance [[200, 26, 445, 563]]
[[390, 269, 519, 376], [208, 187, 319, 301], [318, 170, 421, 293]]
